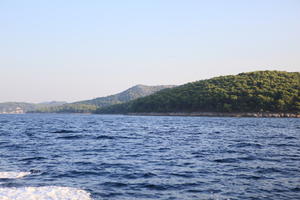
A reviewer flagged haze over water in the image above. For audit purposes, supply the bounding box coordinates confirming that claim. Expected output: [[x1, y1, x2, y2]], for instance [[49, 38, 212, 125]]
[[0, 114, 299, 200]]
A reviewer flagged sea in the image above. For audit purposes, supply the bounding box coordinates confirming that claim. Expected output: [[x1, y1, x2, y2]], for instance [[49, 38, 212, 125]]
[[0, 114, 299, 200]]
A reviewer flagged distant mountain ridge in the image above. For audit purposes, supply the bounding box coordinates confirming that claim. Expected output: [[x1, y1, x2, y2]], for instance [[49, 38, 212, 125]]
[[33, 84, 175, 113], [0, 101, 66, 114], [75, 84, 175, 106]]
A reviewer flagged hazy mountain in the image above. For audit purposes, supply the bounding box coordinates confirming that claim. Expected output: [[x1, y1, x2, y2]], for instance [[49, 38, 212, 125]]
[[38, 101, 68, 106], [74, 84, 175, 106], [33, 85, 175, 113], [0, 101, 67, 114]]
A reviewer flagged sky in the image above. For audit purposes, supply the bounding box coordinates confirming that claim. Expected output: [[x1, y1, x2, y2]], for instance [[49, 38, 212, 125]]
[[0, 0, 299, 103]]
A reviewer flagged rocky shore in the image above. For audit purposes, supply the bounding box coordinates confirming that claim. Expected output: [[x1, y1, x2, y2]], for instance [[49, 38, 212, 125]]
[[128, 112, 300, 118]]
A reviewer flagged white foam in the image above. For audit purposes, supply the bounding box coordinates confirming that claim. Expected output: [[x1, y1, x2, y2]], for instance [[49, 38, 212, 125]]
[[0, 186, 92, 200], [0, 172, 31, 179]]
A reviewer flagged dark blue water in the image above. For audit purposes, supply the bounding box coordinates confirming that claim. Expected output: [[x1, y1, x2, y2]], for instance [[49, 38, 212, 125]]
[[0, 114, 299, 200]]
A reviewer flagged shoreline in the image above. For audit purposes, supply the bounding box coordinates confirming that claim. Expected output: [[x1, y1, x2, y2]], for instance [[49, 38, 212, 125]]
[[127, 112, 300, 118], [2, 112, 300, 118]]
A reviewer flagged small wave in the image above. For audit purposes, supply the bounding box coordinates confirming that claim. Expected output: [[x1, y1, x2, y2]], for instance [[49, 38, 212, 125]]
[[142, 172, 157, 178], [239, 155, 256, 161], [230, 142, 262, 148], [141, 183, 170, 191], [213, 155, 256, 163], [122, 172, 157, 179], [102, 181, 128, 188], [169, 172, 194, 178], [285, 136, 296, 139], [213, 158, 238, 163], [291, 187, 300, 192], [256, 167, 283, 174], [20, 157, 46, 161], [95, 135, 115, 140], [57, 135, 83, 140], [186, 189, 203, 193], [51, 130, 76, 133], [66, 170, 100, 177], [0, 172, 31, 179], [0, 186, 92, 200], [237, 174, 263, 180]]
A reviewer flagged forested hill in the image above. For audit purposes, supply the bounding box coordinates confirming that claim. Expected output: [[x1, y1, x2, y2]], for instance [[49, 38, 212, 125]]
[[33, 85, 175, 113], [95, 71, 300, 114]]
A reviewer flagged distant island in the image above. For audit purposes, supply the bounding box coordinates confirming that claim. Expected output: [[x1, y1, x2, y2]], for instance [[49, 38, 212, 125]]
[[1, 71, 299, 117], [96, 71, 300, 117]]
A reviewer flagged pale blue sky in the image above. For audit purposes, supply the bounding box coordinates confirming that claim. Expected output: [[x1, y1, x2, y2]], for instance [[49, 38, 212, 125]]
[[0, 0, 299, 103]]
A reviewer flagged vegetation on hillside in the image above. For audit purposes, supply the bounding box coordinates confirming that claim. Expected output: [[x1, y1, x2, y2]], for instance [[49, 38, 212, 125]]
[[96, 71, 300, 114]]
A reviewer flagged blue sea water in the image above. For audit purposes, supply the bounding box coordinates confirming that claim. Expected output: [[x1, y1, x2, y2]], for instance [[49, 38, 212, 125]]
[[0, 114, 299, 200]]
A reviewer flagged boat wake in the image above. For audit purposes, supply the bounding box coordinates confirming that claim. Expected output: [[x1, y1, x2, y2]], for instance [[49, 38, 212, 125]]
[[0, 172, 92, 200], [0, 171, 31, 179], [0, 186, 92, 200]]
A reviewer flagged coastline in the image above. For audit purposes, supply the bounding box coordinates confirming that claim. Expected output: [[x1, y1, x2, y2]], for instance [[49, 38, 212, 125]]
[[2, 112, 299, 118], [127, 112, 300, 118]]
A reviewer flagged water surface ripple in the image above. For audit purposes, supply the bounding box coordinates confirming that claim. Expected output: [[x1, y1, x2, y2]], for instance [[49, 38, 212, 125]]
[[0, 114, 299, 199]]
